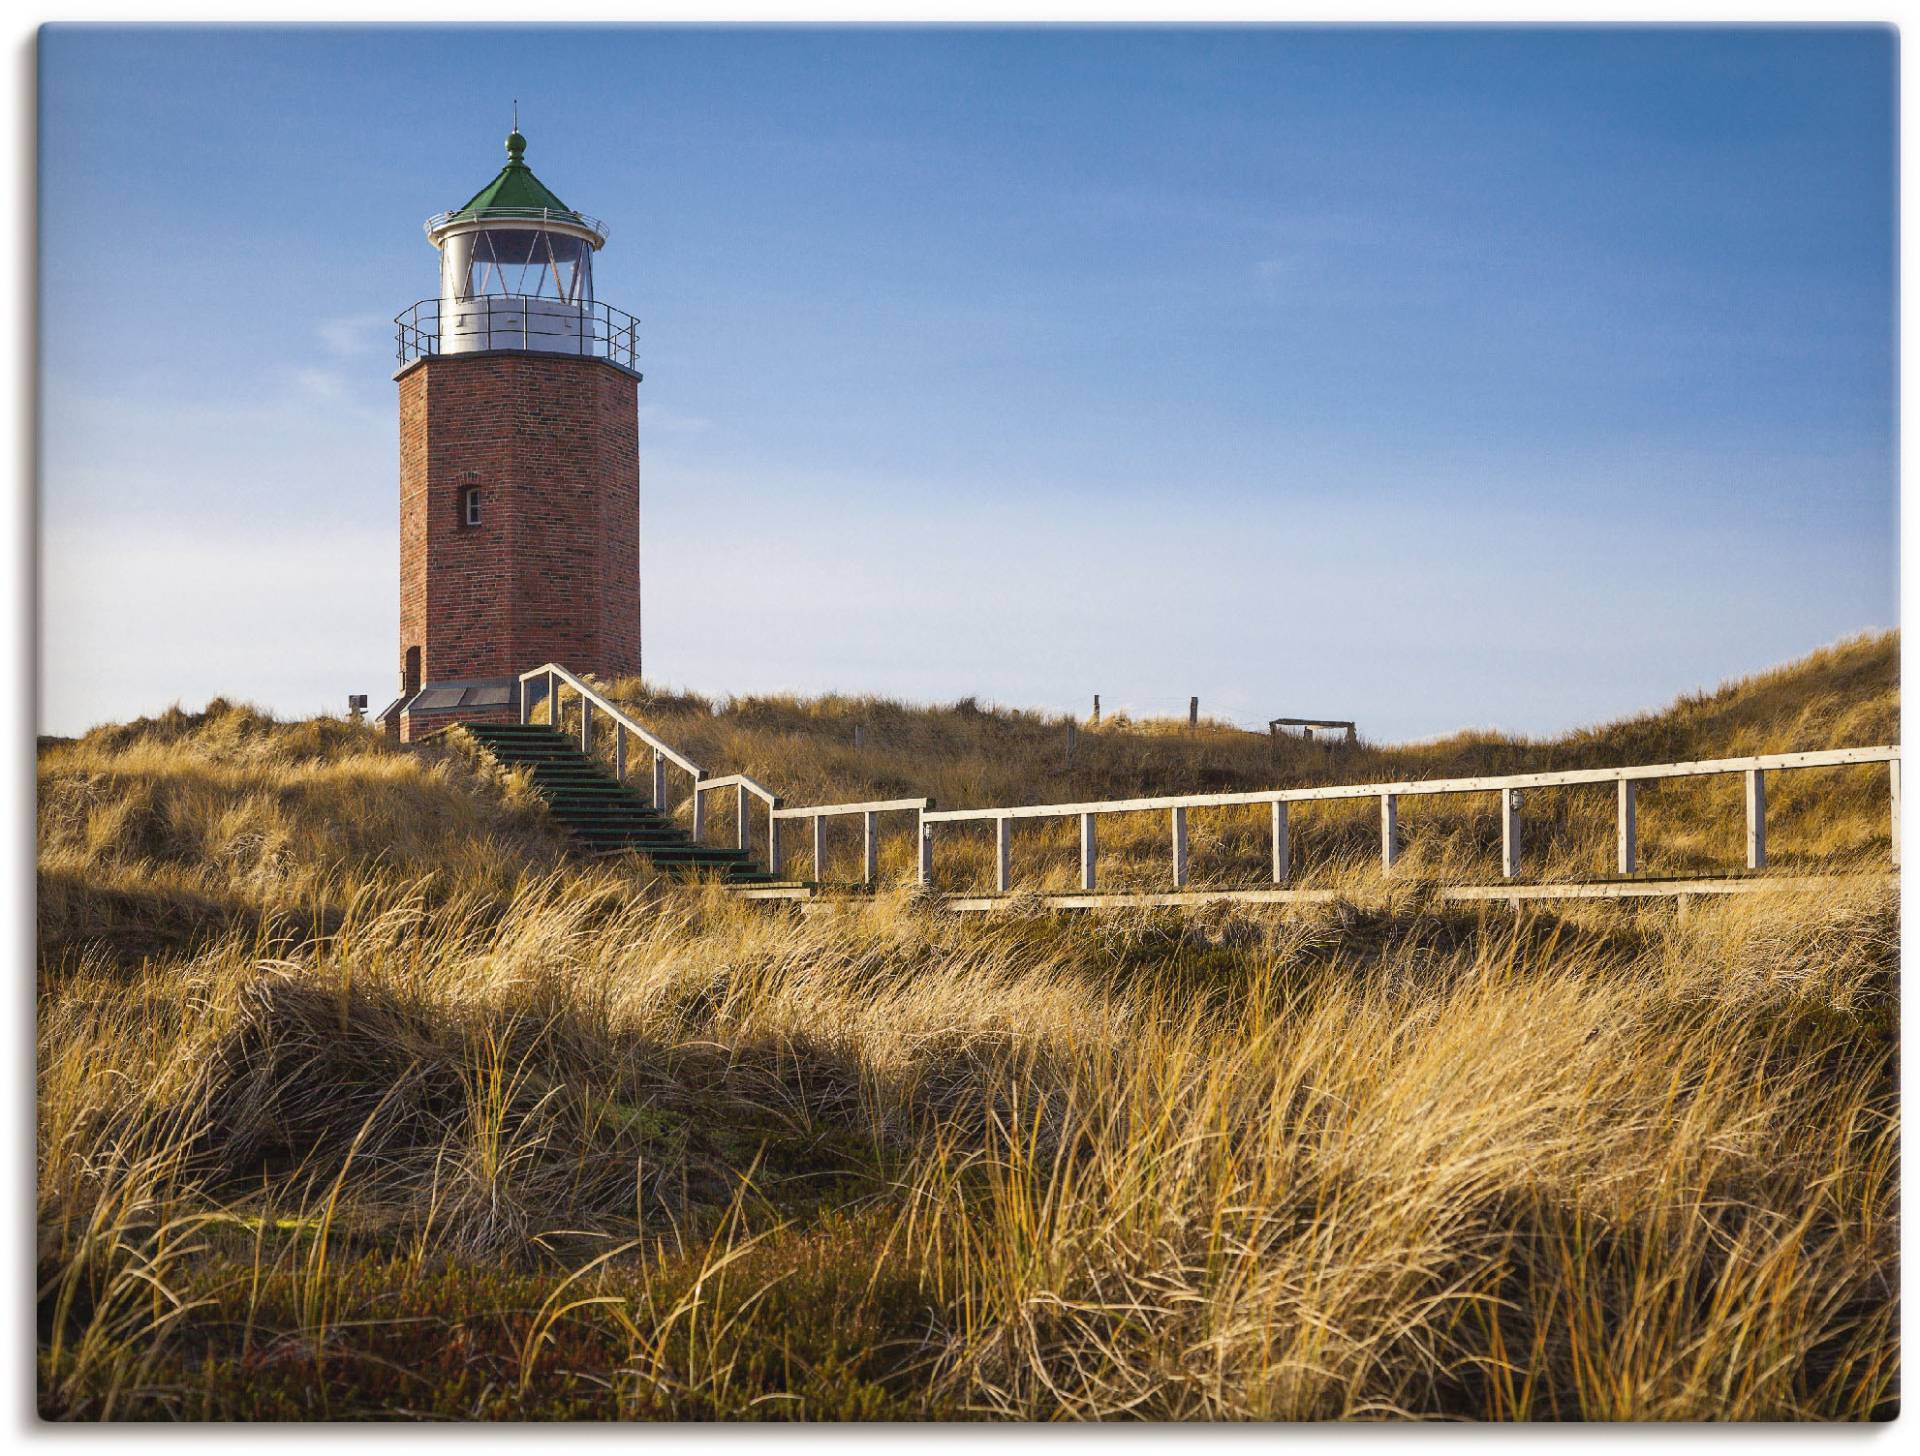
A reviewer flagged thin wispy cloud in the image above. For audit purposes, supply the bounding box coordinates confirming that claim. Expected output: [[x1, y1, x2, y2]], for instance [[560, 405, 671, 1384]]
[[316, 311, 396, 359]]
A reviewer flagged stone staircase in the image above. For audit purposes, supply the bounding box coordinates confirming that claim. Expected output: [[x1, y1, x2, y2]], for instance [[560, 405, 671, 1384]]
[[461, 723, 794, 886]]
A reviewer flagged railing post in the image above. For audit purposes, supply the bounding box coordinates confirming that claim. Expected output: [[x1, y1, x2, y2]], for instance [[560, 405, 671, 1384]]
[[548, 670, 559, 727], [692, 780, 706, 843], [1270, 800, 1290, 883], [519, 677, 531, 725], [1170, 806, 1189, 888], [652, 750, 667, 812], [1745, 769, 1766, 870], [614, 724, 626, 784], [813, 815, 826, 883], [1500, 788, 1521, 879], [917, 813, 933, 887], [995, 816, 1012, 893], [1617, 779, 1637, 875], [769, 811, 784, 878], [580, 697, 593, 754], [737, 785, 749, 853], [862, 811, 878, 885], [1080, 812, 1098, 891], [1891, 758, 1902, 869], [1380, 794, 1399, 874]]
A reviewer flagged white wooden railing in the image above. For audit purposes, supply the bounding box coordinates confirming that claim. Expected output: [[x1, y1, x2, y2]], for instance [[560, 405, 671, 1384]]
[[514, 664, 1898, 894], [696, 773, 783, 857], [768, 797, 934, 885], [518, 664, 792, 853], [920, 746, 1901, 891], [518, 662, 709, 827]]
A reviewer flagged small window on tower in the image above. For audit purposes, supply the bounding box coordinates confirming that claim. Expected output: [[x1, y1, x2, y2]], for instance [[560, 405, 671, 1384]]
[[463, 486, 482, 527]]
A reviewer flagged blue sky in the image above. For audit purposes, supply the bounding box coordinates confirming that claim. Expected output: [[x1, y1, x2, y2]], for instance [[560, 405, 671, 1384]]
[[38, 25, 1896, 740]]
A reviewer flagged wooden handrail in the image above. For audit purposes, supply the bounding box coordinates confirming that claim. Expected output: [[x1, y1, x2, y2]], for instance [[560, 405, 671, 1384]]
[[921, 746, 1900, 823], [511, 661, 1898, 893], [699, 773, 782, 807], [517, 662, 703, 777], [771, 797, 932, 821]]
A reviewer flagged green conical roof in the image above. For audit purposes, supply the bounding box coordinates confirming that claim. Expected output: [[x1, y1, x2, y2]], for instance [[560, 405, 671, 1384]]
[[446, 130, 586, 227]]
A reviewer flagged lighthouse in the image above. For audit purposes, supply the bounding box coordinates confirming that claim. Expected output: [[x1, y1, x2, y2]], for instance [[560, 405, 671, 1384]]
[[381, 126, 643, 742]]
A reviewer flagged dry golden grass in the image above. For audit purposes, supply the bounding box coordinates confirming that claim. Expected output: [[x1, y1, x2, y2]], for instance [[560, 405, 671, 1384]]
[[559, 630, 1898, 889], [34, 633, 1899, 1419]]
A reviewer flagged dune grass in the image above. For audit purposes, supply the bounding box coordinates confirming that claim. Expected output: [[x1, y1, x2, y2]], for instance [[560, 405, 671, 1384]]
[[34, 633, 1899, 1419], [561, 630, 1899, 889]]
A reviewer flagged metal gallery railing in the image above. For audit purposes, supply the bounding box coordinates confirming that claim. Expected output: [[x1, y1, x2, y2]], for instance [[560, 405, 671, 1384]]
[[395, 295, 642, 372]]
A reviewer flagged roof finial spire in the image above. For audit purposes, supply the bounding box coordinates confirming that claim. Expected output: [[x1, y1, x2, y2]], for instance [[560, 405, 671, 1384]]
[[506, 101, 526, 165]]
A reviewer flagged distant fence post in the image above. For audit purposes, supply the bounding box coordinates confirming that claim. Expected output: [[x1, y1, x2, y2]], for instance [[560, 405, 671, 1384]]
[[1500, 788, 1522, 879], [1065, 721, 1077, 766], [1189, 696, 1198, 727], [1745, 769, 1767, 870], [1380, 794, 1400, 873], [1170, 806, 1189, 888], [1091, 694, 1100, 725], [1617, 779, 1638, 875], [1271, 800, 1290, 883], [1080, 813, 1098, 891], [854, 724, 866, 751]]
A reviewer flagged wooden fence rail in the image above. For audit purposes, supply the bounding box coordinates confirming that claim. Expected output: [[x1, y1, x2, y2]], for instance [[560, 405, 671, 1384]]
[[916, 746, 1900, 891], [513, 663, 1899, 896]]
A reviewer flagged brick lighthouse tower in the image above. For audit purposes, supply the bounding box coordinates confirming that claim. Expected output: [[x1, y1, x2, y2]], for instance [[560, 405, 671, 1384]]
[[382, 125, 643, 742]]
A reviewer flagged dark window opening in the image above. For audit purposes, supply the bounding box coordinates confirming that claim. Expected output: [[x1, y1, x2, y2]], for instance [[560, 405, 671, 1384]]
[[463, 486, 482, 527], [403, 646, 422, 695]]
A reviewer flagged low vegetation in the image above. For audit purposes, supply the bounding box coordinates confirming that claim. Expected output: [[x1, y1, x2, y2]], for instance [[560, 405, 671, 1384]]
[[585, 630, 1898, 888], [36, 632, 1898, 1419]]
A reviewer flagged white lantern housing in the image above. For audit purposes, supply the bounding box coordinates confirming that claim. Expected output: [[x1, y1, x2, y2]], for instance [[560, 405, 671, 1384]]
[[398, 128, 638, 372]]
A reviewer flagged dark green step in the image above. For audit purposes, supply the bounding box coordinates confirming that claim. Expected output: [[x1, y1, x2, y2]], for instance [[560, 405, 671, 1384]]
[[540, 796, 669, 811], [550, 813, 672, 823], [467, 726, 779, 887]]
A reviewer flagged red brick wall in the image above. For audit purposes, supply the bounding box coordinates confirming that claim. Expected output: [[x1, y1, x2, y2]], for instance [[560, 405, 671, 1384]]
[[397, 352, 641, 691]]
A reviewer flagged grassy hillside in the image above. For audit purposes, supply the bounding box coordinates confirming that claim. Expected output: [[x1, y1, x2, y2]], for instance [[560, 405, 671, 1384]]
[[579, 629, 1899, 888], [35, 633, 1899, 1419]]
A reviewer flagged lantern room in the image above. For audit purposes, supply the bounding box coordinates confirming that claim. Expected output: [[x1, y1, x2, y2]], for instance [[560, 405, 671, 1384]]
[[397, 127, 638, 370]]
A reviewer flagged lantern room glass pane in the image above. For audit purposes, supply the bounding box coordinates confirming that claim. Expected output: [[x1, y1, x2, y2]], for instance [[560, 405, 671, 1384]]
[[440, 227, 594, 305]]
